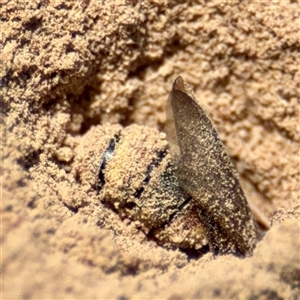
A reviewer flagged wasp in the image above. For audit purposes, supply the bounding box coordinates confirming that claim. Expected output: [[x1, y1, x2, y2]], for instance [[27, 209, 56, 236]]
[[77, 77, 268, 256]]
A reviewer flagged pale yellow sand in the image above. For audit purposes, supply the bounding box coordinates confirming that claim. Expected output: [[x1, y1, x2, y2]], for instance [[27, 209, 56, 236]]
[[2, 1, 299, 298]]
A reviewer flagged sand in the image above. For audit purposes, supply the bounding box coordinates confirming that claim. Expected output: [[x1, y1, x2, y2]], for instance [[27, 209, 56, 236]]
[[2, 1, 299, 299]]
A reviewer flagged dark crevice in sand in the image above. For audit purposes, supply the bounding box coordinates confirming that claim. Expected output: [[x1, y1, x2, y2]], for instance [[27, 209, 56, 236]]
[[62, 202, 79, 214], [17, 150, 42, 171], [180, 244, 210, 260]]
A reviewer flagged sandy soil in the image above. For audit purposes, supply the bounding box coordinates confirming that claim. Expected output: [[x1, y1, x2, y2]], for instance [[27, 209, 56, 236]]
[[2, 1, 299, 299]]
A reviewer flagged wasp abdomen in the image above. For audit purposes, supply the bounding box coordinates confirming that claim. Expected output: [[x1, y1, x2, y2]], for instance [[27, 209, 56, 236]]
[[75, 124, 207, 250]]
